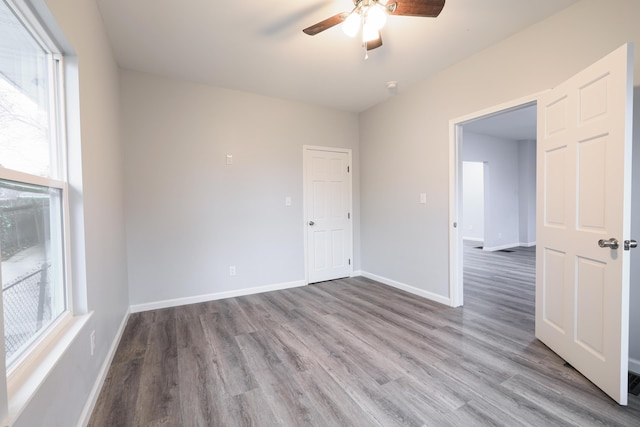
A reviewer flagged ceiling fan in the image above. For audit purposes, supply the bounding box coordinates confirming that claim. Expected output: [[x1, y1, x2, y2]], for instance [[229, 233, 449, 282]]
[[303, 0, 445, 52]]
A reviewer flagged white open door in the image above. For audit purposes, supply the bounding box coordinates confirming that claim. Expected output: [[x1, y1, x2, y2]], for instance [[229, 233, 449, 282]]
[[304, 146, 353, 284], [536, 44, 634, 405]]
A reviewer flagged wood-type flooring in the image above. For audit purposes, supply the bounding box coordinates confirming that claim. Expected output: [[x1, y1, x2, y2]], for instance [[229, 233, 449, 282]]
[[88, 243, 640, 426]]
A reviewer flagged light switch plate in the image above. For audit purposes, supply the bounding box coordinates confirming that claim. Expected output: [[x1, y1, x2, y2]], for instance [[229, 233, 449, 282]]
[[420, 193, 427, 204], [226, 154, 233, 165], [285, 196, 292, 206]]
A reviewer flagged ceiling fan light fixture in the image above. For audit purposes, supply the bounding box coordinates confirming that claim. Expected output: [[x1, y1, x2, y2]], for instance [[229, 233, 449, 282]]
[[362, 21, 379, 43], [342, 12, 360, 37], [367, 4, 387, 30], [303, 0, 446, 55]]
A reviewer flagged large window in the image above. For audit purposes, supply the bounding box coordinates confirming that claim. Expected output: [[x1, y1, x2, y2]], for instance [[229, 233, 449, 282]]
[[0, 0, 69, 370]]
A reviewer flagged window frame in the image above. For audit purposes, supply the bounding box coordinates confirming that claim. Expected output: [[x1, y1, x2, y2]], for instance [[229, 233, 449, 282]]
[[0, 0, 74, 378]]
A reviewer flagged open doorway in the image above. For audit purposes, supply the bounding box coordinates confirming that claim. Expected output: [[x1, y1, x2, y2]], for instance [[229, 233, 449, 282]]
[[449, 99, 537, 307]]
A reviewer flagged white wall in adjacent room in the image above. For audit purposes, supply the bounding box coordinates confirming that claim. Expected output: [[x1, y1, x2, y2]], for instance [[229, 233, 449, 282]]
[[462, 132, 523, 251], [629, 87, 640, 373], [461, 161, 484, 242], [518, 140, 536, 246]]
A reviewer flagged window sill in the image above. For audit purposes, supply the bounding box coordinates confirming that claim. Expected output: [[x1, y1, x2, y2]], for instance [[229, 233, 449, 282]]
[[5, 312, 93, 423]]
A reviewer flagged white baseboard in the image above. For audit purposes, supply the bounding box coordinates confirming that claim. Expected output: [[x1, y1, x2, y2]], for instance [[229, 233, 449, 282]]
[[130, 280, 307, 313], [78, 308, 130, 427], [483, 242, 536, 251], [482, 242, 520, 252], [630, 357, 640, 375], [359, 271, 451, 306]]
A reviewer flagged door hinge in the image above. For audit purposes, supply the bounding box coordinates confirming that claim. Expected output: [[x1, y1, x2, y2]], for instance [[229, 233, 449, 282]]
[[347, 166, 350, 173], [348, 212, 351, 219], [348, 258, 351, 265]]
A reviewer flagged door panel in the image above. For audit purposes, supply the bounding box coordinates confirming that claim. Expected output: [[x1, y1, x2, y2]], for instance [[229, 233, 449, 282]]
[[544, 147, 567, 227], [575, 256, 606, 357], [305, 148, 352, 283], [542, 248, 566, 332], [536, 44, 633, 405], [577, 137, 607, 230]]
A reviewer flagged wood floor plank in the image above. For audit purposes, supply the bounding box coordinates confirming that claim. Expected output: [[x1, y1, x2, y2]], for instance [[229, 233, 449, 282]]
[[111, 311, 154, 364], [175, 306, 228, 426], [212, 298, 257, 336], [89, 242, 640, 426], [199, 311, 259, 397], [234, 330, 321, 426], [501, 373, 637, 427], [225, 388, 281, 427], [87, 357, 144, 427], [295, 366, 385, 427], [132, 308, 180, 427]]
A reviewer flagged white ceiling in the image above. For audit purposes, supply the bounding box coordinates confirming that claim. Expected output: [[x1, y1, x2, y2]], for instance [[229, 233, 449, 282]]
[[463, 104, 537, 141], [95, 0, 580, 112]]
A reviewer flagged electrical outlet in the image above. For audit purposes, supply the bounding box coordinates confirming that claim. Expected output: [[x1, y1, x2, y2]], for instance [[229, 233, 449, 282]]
[[90, 330, 96, 356], [229, 265, 236, 276]]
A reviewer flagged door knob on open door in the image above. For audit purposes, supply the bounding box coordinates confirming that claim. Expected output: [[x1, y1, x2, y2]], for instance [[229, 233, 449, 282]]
[[308, 221, 315, 226], [598, 238, 619, 249]]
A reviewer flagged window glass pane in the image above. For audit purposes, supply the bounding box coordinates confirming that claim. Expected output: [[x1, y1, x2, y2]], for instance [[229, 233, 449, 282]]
[[0, 0, 52, 178], [0, 179, 66, 364]]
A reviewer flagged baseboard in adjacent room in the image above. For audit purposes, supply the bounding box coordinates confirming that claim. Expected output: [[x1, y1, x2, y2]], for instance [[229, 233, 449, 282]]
[[629, 357, 640, 377], [482, 243, 521, 252], [129, 280, 307, 313], [358, 271, 451, 307]]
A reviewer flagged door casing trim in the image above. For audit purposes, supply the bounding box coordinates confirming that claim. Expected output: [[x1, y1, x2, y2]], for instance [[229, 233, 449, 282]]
[[448, 92, 544, 307]]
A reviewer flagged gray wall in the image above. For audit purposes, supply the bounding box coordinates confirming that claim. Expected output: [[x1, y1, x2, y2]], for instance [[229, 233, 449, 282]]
[[630, 87, 640, 374], [462, 132, 533, 250], [12, 0, 130, 425], [359, 0, 640, 366], [465, 134, 536, 249], [120, 70, 360, 307], [518, 140, 537, 245]]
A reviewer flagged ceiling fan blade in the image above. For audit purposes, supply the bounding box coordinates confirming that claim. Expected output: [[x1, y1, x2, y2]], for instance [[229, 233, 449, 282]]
[[366, 32, 383, 51], [303, 12, 349, 35], [388, 0, 445, 18]]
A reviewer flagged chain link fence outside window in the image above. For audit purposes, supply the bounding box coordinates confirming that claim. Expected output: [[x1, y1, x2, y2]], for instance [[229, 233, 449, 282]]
[[3, 263, 51, 359], [1, 200, 57, 361]]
